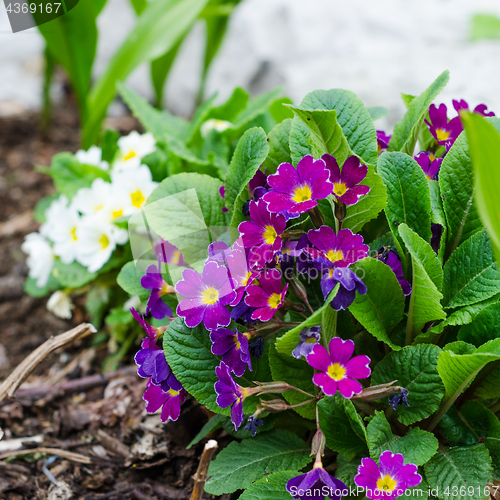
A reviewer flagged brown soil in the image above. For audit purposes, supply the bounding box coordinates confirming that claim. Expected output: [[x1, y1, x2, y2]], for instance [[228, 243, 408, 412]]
[[0, 109, 227, 500]]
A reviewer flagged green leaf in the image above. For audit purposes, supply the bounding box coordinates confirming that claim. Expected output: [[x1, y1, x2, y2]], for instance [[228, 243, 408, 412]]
[[437, 338, 500, 407], [145, 173, 227, 268], [225, 127, 269, 224], [367, 411, 438, 466], [439, 401, 500, 471], [299, 89, 378, 164], [378, 152, 432, 261], [388, 70, 450, 155], [119, 83, 189, 142], [335, 455, 364, 499], [207, 87, 249, 122], [276, 284, 339, 355], [52, 260, 97, 289], [289, 116, 312, 166], [270, 97, 294, 123], [24, 275, 59, 298], [398, 224, 446, 339], [462, 113, 500, 269], [238, 471, 298, 500], [286, 106, 351, 164], [186, 414, 224, 449], [458, 302, 500, 347], [342, 163, 387, 234], [371, 344, 445, 425], [205, 430, 311, 495], [262, 119, 292, 174], [83, 0, 209, 147], [318, 393, 368, 461], [117, 261, 150, 301], [470, 14, 500, 41], [37, 0, 99, 121], [475, 363, 500, 400], [368, 106, 388, 121], [439, 131, 482, 257], [429, 180, 447, 261], [46, 153, 109, 198], [268, 343, 316, 420], [164, 318, 230, 416], [348, 257, 404, 350], [424, 445, 492, 500], [442, 230, 500, 309]]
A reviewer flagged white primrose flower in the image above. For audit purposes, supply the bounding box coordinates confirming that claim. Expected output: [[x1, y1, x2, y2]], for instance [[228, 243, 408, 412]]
[[200, 119, 232, 138], [76, 217, 128, 273], [75, 146, 109, 171], [21, 232, 55, 288], [71, 178, 113, 216], [47, 290, 73, 319], [113, 131, 156, 171], [41, 195, 82, 264], [111, 165, 158, 214]]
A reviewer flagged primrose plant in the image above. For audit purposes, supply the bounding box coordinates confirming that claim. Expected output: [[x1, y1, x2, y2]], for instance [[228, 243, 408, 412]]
[[129, 70, 500, 500]]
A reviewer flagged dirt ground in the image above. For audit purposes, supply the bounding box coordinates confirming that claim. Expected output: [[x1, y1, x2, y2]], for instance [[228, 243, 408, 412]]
[[0, 109, 227, 500]]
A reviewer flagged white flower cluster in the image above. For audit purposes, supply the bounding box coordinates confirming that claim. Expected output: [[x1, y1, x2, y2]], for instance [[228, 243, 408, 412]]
[[22, 131, 159, 287]]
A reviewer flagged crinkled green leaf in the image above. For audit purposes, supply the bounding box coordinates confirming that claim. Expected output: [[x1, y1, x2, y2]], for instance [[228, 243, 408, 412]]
[[442, 230, 500, 309], [371, 344, 445, 425], [269, 343, 316, 420], [348, 257, 404, 350], [289, 116, 313, 166], [318, 393, 368, 461], [24, 275, 60, 298], [299, 89, 378, 164], [207, 87, 249, 122], [424, 444, 492, 500], [378, 152, 432, 265], [262, 118, 292, 174], [238, 471, 298, 500], [225, 127, 269, 226], [205, 430, 310, 495], [458, 302, 500, 347], [439, 131, 482, 256], [53, 260, 97, 289], [388, 70, 449, 155], [367, 411, 438, 466], [117, 261, 150, 301]]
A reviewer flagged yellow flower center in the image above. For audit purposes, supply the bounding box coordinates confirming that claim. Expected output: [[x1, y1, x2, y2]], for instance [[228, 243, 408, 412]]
[[305, 337, 317, 344], [327, 249, 343, 263], [171, 250, 181, 265], [241, 271, 253, 287], [426, 174, 431, 182], [71, 227, 77, 241], [327, 363, 346, 381], [429, 153, 436, 162], [131, 189, 146, 208], [202, 287, 219, 305], [267, 292, 282, 309], [333, 182, 347, 197], [436, 128, 450, 142], [95, 203, 104, 212], [377, 475, 397, 492], [123, 150, 137, 161], [99, 234, 110, 250], [263, 225, 277, 245], [233, 334, 241, 350], [112, 209, 123, 220], [167, 389, 180, 397], [292, 185, 312, 203]]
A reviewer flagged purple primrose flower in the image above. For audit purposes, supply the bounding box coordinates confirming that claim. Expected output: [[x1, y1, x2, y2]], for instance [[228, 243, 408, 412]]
[[323, 154, 370, 206], [215, 362, 253, 430], [226, 249, 259, 305], [238, 199, 286, 268], [377, 130, 391, 155], [307, 337, 371, 398], [431, 223, 444, 253], [175, 261, 236, 330], [143, 381, 186, 423], [307, 226, 369, 268], [140, 264, 174, 320], [210, 328, 252, 376], [425, 103, 462, 146], [245, 268, 289, 322], [377, 249, 411, 296], [320, 265, 367, 311], [453, 99, 495, 117], [292, 326, 321, 359], [414, 152, 442, 181], [154, 239, 186, 267], [354, 451, 422, 499], [286, 467, 347, 500], [263, 155, 333, 214]]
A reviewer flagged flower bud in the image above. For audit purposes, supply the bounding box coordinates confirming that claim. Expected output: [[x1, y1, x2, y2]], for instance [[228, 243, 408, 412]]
[[259, 399, 289, 412], [351, 380, 401, 401], [310, 429, 326, 457]]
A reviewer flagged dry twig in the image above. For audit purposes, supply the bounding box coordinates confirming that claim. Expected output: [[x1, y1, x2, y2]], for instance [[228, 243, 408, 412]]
[[0, 447, 92, 464], [0, 323, 96, 404], [190, 440, 218, 500]]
